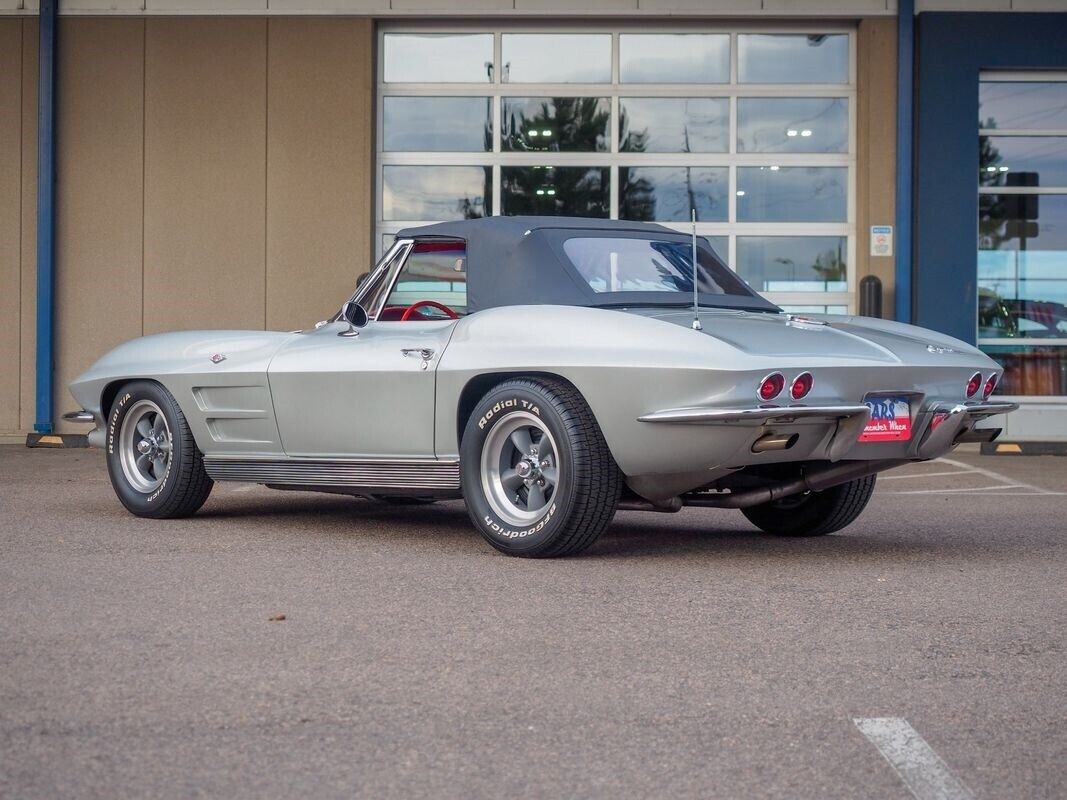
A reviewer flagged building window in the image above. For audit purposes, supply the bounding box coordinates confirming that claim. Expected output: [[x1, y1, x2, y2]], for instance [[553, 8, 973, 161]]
[[978, 73, 1067, 397], [377, 25, 856, 312]]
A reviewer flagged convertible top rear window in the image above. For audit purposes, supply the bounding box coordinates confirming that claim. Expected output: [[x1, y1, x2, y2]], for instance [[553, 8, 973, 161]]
[[563, 236, 752, 297]]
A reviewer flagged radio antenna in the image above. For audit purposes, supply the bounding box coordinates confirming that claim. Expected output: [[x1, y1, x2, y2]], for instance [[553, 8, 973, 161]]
[[691, 208, 702, 331]]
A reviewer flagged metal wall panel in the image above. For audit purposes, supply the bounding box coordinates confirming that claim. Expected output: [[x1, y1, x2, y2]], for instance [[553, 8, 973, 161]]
[[145, 0, 265, 9], [60, 0, 144, 10], [516, 0, 638, 11], [266, 18, 374, 332], [391, 0, 512, 9], [0, 20, 22, 436], [18, 18, 36, 435], [266, 0, 386, 11], [855, 17, 897, 316], [54, 19, 144, 431], [143, 18, 267, 334], [636, 0, 763, 11], [765, 0, 891, 12]]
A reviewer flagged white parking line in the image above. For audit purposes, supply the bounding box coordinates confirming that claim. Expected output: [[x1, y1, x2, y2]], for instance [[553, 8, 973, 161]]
[[939, 457, 1065, 496], [854, 718, 975, 800], [880, 470, 972, 480], [888, 484, 1025, 495]]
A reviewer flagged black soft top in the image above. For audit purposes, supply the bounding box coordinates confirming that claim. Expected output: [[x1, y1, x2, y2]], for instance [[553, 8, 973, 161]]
[[395, 216, 779, 314]]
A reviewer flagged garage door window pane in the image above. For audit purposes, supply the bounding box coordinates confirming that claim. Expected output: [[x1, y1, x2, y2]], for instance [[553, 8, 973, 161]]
[[502, 34, 611, 83], [979, 194, 1067, 338], [383, 97, 492, 152], [979, 136, 1067, 188], [619, 167, 728, 222], [980, 82, 1067, 131], [619, 34, 729, 84], [737, 98, 848, 153], [737, 236, 848, 292], [620, 98, 729, 153], [738, 34, 848, 84], [382, 166, 491, 221], [737, 167, 847, 222], [383, 34, 494, 83], [502, 97, 611, 152], [501, 167, 610, 217]]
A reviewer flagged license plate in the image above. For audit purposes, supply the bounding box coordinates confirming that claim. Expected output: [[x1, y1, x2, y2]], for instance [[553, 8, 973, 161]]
[[859, 395, 912, 442]]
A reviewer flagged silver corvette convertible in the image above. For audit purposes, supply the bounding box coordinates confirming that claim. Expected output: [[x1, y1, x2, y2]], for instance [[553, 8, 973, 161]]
[[68, 217, 1016, 557]]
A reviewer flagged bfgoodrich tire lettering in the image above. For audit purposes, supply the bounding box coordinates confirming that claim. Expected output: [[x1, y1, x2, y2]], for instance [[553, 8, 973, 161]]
[[741, 475, 877, 537], [461, 378, 621, 558], [105, 380, 213, 519]]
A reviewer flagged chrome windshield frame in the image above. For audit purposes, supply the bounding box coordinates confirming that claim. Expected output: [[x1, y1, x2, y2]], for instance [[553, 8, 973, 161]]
[[335, 238, 414, 322]]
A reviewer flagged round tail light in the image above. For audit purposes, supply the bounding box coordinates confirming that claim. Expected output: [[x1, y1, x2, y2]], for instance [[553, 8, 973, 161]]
[[966, 372, 982, 398], [758, 372, 785, 401], [790, 372, 814, 400], [983, 373, 998, 399]]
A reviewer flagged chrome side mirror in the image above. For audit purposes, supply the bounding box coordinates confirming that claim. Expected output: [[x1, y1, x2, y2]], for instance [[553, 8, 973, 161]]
[[338, 301, 368, 337]]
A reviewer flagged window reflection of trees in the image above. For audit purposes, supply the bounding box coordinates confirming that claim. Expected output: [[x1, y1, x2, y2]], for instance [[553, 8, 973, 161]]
[[502, 97, 610, 152]]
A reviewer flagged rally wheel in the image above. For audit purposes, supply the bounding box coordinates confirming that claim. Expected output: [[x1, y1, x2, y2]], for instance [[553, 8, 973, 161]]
[[461, 378, 621, 558], [105, 380, 213, 519]]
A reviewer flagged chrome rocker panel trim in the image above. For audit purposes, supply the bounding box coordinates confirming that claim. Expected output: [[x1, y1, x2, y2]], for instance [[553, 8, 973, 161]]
[[203, 456, 461, 490]]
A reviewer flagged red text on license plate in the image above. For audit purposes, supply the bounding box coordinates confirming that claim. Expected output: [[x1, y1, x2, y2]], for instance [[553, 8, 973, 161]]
[[859, 395, 912, 442]]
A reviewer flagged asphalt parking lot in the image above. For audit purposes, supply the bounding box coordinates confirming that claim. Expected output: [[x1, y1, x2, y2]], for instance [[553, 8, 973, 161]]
[[1, 445, 1064, 799]]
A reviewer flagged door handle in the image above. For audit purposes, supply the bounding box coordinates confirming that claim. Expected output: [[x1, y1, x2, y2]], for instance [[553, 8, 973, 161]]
[[401, 347, 435, 360]]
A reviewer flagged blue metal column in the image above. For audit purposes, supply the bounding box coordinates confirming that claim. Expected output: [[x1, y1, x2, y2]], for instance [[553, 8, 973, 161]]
[[34, 0, 57, 433], [894, 0, 914, 324]]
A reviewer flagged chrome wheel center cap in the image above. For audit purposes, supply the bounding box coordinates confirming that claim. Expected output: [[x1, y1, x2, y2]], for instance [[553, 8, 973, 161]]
[[137, 439, 153, 455], [516, 459, 533, 479]]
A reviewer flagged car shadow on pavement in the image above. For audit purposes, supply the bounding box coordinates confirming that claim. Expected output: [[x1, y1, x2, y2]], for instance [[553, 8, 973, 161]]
[[183, 490, 1015, 563]]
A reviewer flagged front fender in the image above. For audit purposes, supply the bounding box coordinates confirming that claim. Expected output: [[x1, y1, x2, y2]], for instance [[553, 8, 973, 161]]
[[69, 330, 295, 455]]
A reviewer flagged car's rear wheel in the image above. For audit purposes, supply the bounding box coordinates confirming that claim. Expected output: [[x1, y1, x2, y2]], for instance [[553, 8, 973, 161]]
[[105, 380, 213, 519], [460, 378, 621, 557], [740, 475, 876, 537]]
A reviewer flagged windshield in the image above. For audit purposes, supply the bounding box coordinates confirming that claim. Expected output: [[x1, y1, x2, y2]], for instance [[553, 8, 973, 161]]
[[563, 236, 753, 298]]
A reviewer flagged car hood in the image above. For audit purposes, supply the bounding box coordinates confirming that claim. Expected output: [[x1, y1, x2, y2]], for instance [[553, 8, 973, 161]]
[[627, 308, 991, 367]]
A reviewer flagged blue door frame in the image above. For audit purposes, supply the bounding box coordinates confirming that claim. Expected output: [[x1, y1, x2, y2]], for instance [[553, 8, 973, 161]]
[[913, 12, 1067, 345]]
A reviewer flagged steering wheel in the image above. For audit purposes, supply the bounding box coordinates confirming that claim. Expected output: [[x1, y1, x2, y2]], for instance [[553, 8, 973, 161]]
[[400, 300, 459, 322]]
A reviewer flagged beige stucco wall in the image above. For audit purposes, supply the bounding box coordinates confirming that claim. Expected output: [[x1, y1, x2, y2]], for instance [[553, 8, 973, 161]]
[[0, 18, 38, 442], [856, 17, 899, 317], [0, 20, 24, 438], [0, 16, 375, 437]]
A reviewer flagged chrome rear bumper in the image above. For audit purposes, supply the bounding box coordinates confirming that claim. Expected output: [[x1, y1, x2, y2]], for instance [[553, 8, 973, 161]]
[[914, 401, 1018, 456], [638, 400, 1019, 461]]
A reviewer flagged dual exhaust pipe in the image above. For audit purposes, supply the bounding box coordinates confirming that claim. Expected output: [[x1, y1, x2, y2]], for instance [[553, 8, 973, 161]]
[[619, 458, 909, 514]]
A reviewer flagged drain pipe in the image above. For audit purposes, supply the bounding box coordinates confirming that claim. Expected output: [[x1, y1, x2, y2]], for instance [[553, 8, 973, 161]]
[[33, 0, 58, 434]]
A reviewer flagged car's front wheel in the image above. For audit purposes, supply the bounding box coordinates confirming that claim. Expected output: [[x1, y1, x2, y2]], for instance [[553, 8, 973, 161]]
[[740, 475, 877, 536], [460, 378, 621, 557], [105, 380, 213, 519]]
